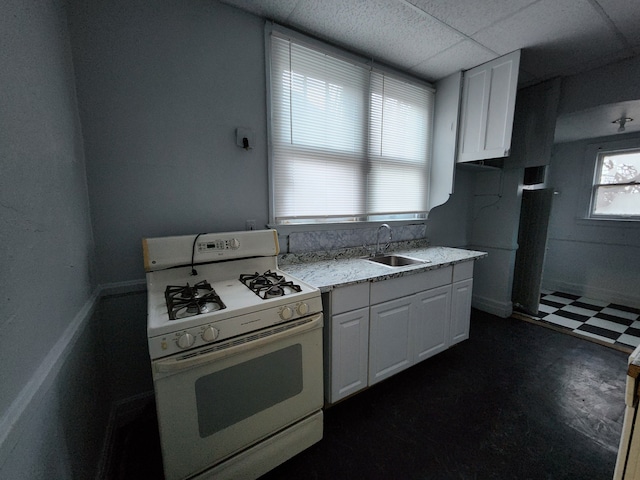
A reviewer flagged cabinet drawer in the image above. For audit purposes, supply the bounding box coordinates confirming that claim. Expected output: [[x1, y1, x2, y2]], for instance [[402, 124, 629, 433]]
[[370, 267, 452, 305], [453, 261, 474, 282], [332, 282, 370, 315]]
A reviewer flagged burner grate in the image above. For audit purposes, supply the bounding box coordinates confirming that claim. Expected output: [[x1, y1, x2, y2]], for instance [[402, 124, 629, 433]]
[[239, 270, 302, 300], [164, 280, 226, 320]]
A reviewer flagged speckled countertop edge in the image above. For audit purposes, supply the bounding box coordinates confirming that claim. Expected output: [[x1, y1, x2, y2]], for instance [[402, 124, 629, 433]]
[[279, 245, 488, 293]]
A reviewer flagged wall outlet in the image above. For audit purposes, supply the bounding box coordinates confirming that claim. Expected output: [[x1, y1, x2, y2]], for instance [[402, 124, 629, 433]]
[[245, 219, 256, 231]]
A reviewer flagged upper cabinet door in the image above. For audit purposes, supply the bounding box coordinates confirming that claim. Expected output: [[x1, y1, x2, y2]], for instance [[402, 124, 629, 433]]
[[457, 50, 520, 163]]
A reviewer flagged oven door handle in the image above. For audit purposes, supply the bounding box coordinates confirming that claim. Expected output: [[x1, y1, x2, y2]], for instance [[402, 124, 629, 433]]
[[154, 313, 323, 374]]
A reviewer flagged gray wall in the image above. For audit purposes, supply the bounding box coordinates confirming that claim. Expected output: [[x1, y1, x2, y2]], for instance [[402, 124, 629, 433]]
[[0, 0, 108, 477], [67, 0, 270, 285], [12, 0, 619, 476], [558, 55, 640, 115], [541, 57, 640, 308], [66, 0, 473, 287], [543, 132, 640, 307], [427, 167, 474, 247], [9, 0, 636, 476], [459, 56, 640, 317], [467, 166, 525, 317]]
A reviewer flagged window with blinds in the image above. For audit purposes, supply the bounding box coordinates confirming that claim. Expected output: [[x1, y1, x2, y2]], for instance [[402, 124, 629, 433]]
[[268, 31, 434, 225], [590, 147, 640, 220]]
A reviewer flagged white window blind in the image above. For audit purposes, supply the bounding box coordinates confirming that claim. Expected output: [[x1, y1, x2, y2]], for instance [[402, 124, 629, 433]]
[[269, 32, 434, 224]]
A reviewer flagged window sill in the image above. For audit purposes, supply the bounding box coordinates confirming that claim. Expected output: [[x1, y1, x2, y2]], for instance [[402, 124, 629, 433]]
[[576, 217, 640, 228]]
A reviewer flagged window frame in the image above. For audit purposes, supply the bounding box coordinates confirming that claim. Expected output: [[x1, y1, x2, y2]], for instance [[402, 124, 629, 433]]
[[585, 138, 640, 222], [265, 23, 435, 227]]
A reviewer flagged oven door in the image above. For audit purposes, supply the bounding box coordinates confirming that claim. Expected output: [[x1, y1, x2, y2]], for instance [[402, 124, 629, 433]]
[[152, 313, 323, 480]]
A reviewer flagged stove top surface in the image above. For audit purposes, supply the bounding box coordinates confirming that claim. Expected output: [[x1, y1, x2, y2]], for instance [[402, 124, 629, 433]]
[[164, 280, 227, 320], [146, 257, 320, 337]]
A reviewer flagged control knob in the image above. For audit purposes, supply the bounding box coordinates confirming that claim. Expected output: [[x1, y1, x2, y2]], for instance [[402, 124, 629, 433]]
[[202, 326, 219, 342], [177, 332, 195, 349], [229, 238, 240, 249], [297, 302, 309, 315], [279, 306, 293, 320]]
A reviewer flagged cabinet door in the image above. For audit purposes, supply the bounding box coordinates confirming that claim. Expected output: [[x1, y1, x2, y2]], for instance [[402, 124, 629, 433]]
[[330, 307, 369, 403], [369, 296, 413, 385], [509, 77, 561, 169], [451, 278, 473, 345], [414, 285, 451, 363], [458, 50, 520, 163]]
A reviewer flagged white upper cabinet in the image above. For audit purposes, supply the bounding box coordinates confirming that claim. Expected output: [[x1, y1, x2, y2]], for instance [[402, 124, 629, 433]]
[[457, 50, 521, 163]]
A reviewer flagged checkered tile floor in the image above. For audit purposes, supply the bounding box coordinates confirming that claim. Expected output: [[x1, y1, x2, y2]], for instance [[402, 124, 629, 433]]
[[532, 291, 640, 351]]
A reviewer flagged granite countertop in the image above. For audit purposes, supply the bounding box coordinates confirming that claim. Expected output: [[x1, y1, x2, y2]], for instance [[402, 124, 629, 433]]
[[279, 245, 487, 293]]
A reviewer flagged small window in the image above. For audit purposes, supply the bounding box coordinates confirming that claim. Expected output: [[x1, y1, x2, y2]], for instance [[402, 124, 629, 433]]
[[589, 148, 640, 220]]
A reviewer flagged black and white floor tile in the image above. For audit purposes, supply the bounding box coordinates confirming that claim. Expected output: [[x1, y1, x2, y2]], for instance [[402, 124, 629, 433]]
[[532, 290, 640, 351]]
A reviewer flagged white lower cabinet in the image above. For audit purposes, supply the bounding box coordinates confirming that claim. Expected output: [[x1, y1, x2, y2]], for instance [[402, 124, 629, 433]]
[[414, 285, 452, 363], [450, 278, 473, 346], [330, 307, 369, 402], [324, 260, 475, 405], [369, 283, 453, 386], [369, 296, 414, 385], [323, 282, 370, 404]]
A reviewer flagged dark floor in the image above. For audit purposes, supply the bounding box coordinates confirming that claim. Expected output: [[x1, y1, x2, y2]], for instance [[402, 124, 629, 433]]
[[110, 309, 628, 480]]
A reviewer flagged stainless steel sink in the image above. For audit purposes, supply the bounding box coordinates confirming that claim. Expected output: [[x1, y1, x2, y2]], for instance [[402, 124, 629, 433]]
[[366, 255, 429, 267]]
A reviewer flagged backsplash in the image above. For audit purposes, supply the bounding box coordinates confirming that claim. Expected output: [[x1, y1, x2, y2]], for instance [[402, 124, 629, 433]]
[[277, 223, 429, 265], [284, 223, 426, 253]]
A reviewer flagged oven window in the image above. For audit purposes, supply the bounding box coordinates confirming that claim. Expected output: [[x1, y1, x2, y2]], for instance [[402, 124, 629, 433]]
[[195, 344, 303, 438]]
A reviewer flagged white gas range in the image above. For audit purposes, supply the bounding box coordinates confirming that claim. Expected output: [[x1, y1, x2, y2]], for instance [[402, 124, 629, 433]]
[[143, 229, 324, 480]]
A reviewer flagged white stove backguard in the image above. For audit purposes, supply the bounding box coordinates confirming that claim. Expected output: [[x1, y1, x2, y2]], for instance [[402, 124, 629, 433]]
[[143, 229, 280, 272]]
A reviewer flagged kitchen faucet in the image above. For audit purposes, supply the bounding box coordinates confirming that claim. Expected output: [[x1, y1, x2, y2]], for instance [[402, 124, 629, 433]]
[[374, 223, 392, 256]]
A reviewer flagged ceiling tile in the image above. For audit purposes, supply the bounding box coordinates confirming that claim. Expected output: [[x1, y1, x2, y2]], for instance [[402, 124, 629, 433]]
[[407, 0, 538, 36], [218, 0, 299, 22], [220, 0, 640, 84], [472, 0, 627, 79], [285, 0, 464, 74], [410, 40, 497, 81]]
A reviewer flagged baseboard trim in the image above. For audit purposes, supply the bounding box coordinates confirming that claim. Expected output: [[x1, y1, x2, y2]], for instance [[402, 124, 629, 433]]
[[95, 391, 155, 480], [113, 390, 156, 428], [98, 279, 146, 297], [467, 243, 518, 252], [94, 399, 119, 480], [472, 294, 513, 318]]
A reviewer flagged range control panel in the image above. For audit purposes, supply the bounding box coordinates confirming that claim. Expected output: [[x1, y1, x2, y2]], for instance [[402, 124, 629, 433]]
[[148, 296, 322, 359], [198, 238, 240, 252]]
